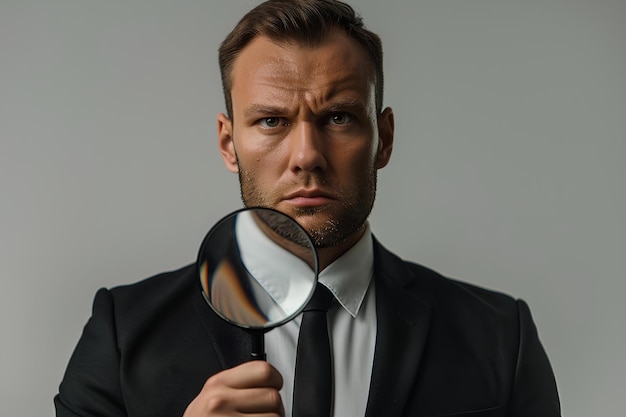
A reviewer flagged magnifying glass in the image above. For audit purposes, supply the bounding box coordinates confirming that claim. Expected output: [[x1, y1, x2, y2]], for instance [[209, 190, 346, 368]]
[[197, 207, 318, 360]]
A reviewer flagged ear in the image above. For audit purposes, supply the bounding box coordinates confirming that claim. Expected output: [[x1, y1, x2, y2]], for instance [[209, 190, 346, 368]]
[[217, 113, 238, 173], [375, 107, 394, 169]]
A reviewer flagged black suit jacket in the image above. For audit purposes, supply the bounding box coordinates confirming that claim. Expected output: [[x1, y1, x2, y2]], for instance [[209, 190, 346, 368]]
[[55, 238, 560, 416]]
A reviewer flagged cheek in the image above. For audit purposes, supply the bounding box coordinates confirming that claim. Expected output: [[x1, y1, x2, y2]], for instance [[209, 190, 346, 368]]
[[339, 143, 379, 172], [237, 146, 285, 181], [234, 131, 282, 167]]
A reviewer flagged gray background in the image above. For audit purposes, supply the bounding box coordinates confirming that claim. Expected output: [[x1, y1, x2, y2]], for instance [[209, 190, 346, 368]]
[[1, 0, 624, 415]]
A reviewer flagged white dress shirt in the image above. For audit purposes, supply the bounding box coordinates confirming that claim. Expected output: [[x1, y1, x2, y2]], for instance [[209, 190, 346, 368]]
[[235, 213, 377, 417]]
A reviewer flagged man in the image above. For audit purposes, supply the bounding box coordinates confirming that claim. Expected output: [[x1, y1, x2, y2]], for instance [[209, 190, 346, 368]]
[[55, 1, 560, 416]]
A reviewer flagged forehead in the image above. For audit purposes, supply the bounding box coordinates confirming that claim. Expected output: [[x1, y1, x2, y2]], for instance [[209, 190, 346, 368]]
[[230, 30, 375, 105]]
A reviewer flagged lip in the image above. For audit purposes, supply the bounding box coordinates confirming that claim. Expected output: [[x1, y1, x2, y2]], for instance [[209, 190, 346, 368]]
[[283, 189, 335, 207]]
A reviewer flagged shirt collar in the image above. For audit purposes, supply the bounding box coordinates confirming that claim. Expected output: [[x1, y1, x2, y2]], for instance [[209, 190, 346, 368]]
[[235, 211, 373, 319], [235, 211, 314, 317], [318, 223, 373, 318]]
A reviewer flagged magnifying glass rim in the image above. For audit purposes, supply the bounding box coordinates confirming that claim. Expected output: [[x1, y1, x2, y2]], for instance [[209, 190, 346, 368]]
[[197, 206, 319, 330]]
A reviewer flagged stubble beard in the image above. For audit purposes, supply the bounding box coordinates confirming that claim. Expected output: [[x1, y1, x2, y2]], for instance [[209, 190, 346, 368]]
[[237, 162, 377, 249]]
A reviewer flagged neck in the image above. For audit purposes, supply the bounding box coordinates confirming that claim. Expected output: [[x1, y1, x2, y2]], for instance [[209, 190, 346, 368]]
[[254, 214, 367, 272], [315, 224, 367, 271]]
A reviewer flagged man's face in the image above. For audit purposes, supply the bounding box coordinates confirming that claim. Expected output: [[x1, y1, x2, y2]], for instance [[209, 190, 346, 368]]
[[218, 30, 393, 249]]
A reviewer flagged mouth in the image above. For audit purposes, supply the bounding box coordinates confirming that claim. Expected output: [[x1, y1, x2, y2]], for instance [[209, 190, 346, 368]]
[[282, 189, 335, 208]]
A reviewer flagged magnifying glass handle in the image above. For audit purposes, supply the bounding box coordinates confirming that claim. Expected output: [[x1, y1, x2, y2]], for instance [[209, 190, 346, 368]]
[[250, 331, 266, 361]]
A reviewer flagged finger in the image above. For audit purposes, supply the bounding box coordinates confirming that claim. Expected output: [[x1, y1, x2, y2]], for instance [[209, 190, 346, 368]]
[[210, 361, 283, 390], [189, 387, 284, 416], [230, 387, 284, 414]]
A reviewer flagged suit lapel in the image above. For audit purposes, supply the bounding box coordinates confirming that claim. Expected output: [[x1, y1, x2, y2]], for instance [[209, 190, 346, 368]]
[[365, 238, 432, 417], [192, 275, 251, 369], [193, 216, 258, 369]]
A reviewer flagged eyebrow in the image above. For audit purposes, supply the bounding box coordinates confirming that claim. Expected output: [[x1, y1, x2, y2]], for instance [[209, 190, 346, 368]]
[[243, 104, 289, 118], [242, 97, 367, 119], [323, 97, 363, 112]]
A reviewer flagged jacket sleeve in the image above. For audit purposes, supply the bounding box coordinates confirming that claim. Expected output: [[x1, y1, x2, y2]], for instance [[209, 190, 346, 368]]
[[54, 288, 127, 417], [507, 299, 561, 417]]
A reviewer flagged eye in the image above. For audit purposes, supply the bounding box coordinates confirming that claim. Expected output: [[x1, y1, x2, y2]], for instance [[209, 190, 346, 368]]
[[259, 117, 282, 128], [329, 113, 352, 125]]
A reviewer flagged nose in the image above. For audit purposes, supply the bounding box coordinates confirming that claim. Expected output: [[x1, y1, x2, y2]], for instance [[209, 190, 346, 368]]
[[287, 122, 327, 173]]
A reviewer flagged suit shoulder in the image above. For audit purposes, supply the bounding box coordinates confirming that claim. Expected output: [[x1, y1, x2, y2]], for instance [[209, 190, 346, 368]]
[[373, 239, 518, 316], [104, 263, 198, 323], [109, 263, 196, 295], [405, 259, 517, 310]]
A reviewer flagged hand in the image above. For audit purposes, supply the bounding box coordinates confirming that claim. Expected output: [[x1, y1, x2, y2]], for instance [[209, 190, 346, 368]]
[[183, 361, 285, 416]]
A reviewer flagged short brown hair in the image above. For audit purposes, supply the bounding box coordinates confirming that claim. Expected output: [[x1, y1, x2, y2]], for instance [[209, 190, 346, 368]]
[[218, 0, 384, 118]]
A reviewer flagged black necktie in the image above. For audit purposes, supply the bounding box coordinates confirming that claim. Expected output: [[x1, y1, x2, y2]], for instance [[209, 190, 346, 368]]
[[292, 283, 335, 417]]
